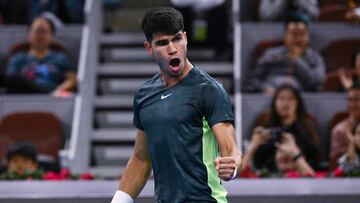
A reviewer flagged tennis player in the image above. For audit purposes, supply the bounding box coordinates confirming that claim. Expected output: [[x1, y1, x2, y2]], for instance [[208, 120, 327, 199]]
[[111, 7, 242, 203]]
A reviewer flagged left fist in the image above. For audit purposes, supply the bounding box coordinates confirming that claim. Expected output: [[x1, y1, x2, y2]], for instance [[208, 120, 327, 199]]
[[214, 157, 237, 181]]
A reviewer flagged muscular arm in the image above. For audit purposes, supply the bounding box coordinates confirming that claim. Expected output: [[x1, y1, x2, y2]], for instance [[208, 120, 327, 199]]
[[212, 122, 243, 180], [118, 130, 152, 199]]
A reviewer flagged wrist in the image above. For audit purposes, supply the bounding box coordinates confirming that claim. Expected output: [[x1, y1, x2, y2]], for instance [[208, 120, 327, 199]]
[[111, 190, 133, 203], [231, 166, 238, 180]]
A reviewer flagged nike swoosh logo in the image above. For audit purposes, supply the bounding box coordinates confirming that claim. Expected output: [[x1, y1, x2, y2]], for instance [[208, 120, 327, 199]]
[[161, 93, 172, 100]]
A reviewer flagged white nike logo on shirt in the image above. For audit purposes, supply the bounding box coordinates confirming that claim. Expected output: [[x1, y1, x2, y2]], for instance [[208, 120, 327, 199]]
[[161, 93, 172, 99]]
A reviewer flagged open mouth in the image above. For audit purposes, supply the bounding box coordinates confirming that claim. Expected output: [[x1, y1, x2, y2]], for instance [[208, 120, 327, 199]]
[[169, 58, 181, 72]]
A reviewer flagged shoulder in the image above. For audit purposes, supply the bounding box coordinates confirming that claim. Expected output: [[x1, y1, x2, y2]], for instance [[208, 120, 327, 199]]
[[304, 48, 322, 58], [9, 51, 28, 61], [134, 73, 162, 99], [262, 46, 287, 57], [193, 66, 227, 94], [332, 118, 350, 135]]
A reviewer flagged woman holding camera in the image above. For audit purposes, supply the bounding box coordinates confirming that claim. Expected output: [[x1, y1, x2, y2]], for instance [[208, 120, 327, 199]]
[[243, 85, 320, 176]]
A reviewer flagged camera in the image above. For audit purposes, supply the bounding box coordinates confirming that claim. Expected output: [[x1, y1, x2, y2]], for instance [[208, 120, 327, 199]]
[[266, 127, 284, 143]]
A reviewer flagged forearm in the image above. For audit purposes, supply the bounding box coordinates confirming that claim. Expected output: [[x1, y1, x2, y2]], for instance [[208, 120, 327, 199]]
[[293, 57, 325, 90], [119, 155, 152, 199], [296, 156, 315, 176], [56, 73, 77, 91], [242, 144, 258, 170]]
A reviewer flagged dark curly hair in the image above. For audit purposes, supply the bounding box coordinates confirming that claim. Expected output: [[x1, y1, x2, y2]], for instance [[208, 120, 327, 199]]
[[141, 7, 184, 42]]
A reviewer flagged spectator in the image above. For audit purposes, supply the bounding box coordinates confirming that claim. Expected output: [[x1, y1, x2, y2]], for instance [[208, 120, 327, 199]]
[[244, 16, 325, 94], [324, 50, 360, 92], [258, 0, 319, 22], [170, 0, 230, 60], [330, 82, 360, 170], [5, 16, 76, 95], [247, 85, 321, 173], [337, 121, 360, 173], [345, 0, 360, 23], [338, 51, 360, 91], [243, 127, 315, 177], [2, 141, 39, 176]]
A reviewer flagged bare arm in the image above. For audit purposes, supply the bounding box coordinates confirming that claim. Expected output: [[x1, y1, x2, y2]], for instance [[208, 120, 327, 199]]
[[55, 72, 77, 92], [118, 129, 152, 199], [212, 122, 243, 181]]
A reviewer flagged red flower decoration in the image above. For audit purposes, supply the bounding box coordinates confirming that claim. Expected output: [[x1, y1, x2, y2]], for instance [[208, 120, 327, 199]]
[[333, 167, 344, 177], [239, 164, 258, 178], [285, 170, 301, 178], [314, 171, 327, 178], [42, 172, 62, 180], [79, 173, 94, 180]]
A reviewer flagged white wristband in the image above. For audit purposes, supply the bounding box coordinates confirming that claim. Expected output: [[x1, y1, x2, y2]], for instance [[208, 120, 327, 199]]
[[231, 166, 238, 180], [111, 190, 134, 203]]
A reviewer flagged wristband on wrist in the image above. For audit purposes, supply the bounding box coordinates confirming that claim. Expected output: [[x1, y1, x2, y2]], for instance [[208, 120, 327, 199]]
[[231, 166, 238, 180], [111, 190, 134, 203], [292, 152, 303, 161]]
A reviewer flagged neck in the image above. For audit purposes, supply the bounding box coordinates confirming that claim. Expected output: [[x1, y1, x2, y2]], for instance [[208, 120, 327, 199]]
[[282, 115, 296, 126], [162, 59, 193, 87], [29, 48, 49, 58]]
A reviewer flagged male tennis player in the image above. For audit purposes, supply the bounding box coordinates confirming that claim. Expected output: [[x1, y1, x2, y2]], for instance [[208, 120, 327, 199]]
[[111, 7, 242, 203]]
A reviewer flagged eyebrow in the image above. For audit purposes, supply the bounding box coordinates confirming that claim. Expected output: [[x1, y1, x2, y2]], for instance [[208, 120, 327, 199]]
[[154, 33, 182, 46]]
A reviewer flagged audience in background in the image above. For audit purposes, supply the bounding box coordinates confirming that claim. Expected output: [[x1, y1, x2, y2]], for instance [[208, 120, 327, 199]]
[[0, 141, 39, 176], [5, 16, 76, 95], [345, 0, 360, 23], [244, 16, 325, 94], [325, 50, 360, 92], [330, 82, 360, 170], [0, 0, 84, 25], [243, 126, 315, 177], [337, 121, 360, 173], [246, 85, 321, 174], [170, 0, 230, 60], [258, 0, 319, 22]]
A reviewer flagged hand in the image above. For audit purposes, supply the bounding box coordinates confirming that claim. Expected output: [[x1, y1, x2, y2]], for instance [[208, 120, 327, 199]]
[[338, 68, 353, 90], [214, 157, 237, 181], [288, 45, 304, 60], [52, 89, 73, 97], [275, 133, 300, 157], [249, 126, 270, 150]]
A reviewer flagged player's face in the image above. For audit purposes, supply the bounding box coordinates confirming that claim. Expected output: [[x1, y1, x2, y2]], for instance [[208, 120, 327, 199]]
[[275, 89, 298, 120], [145, 31, 188, 78]]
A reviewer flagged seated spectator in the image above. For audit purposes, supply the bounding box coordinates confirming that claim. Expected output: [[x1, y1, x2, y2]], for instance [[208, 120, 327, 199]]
[[258, 0, 319, 22], [330, 82, 360, 170], [170, 0, 230, 60], [345, 0, 360, 23], [244, 16, 325, 94], [243, 127, 315, 177], [325, 50, 360, 92], [247, 85, 321, 173], [5, 16, 76, 95], [0, 141, 39, 176], [337, 121, 360, 173]]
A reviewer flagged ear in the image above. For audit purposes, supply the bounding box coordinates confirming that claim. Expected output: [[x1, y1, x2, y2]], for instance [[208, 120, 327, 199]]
[[183, 31, 188, 45], [144, 41, 153, 55]]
